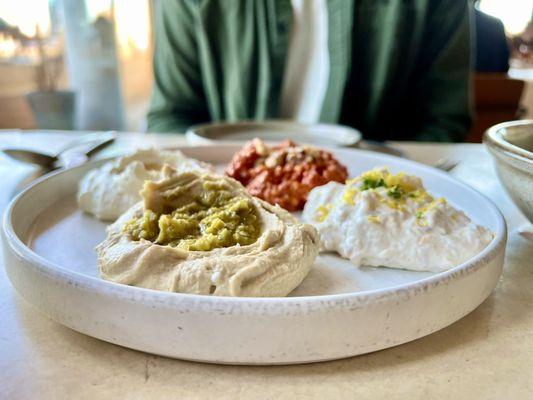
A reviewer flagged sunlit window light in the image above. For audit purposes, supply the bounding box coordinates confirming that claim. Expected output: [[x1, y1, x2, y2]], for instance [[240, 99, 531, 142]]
[[114, 0, 151, 56], [0, 0, 51, 36], [479, 0, 533, 35]]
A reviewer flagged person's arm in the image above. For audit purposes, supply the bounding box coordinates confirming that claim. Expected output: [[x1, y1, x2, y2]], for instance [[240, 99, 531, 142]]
[[411, 1, 472, 142], [147, 0, 209, 133]]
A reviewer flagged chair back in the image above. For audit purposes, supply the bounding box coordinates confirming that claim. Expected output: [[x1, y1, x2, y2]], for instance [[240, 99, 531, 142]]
[[469, 73, 525, 142]]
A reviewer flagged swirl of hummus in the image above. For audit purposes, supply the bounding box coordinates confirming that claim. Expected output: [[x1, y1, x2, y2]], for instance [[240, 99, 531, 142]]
[[96, 171, 319, 297]]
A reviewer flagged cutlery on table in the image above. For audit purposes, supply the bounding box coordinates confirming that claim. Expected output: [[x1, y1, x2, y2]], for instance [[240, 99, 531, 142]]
[[354, 140, 459, 172], [1, 131, 116, 169]]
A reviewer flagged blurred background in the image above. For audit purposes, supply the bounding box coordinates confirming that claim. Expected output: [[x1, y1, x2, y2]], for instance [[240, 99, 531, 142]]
[[0, 0, 532, 141]]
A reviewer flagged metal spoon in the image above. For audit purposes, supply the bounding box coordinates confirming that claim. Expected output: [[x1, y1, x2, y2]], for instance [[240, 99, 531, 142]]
[[353, 140, 460, 172], [353, 140, 407, 158], [1, 132, 116, 168], [432, 158, 460, 172], [2, 148, 59, 167]]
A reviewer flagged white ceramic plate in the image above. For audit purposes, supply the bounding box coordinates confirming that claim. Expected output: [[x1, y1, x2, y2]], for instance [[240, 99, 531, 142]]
[[2, 145, 506, 365]]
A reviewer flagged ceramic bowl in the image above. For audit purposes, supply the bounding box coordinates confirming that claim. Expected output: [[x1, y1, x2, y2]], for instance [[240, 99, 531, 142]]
[[185, 120, 362, 147], [484, 120, 533, 221]]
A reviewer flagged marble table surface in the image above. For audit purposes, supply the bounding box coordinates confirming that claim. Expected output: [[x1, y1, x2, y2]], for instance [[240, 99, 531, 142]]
[[1, 132, 532, 400]]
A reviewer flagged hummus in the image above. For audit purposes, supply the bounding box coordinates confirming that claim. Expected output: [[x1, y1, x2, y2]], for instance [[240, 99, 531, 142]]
[[78, 148, 211, 221], [302, 167, 493, 272], [96, 171, 319, 297]]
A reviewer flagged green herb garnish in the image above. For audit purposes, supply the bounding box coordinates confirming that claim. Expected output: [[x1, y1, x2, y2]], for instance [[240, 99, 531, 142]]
[[361, 178, 386, 191], [387, 185, 403, 199]]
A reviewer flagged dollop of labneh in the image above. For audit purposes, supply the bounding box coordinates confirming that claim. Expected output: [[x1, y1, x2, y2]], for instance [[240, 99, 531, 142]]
[[78, 148, 211, 221], [96, 171, 319, 297], [302, 167, 493, 272]]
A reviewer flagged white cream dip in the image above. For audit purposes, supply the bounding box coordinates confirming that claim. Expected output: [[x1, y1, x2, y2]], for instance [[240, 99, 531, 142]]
[[77, 148, 210, 221], [302, 167, 493, 272]]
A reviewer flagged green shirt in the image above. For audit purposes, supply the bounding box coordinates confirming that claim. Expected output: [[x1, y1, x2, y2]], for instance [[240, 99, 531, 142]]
[[148, 0, 472, 142]]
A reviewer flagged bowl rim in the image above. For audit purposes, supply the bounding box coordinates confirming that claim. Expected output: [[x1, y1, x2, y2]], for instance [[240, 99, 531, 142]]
[[185, 119, 362, 147], [483, 120, 533, 162]]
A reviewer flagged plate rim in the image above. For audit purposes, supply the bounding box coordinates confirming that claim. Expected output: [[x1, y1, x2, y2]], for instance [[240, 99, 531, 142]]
[[2, 144, 507, 307]]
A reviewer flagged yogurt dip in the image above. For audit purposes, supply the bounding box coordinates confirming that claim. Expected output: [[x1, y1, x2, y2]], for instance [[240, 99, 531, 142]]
[[78, 148, 211, 221], [302, 167, 493, 272]]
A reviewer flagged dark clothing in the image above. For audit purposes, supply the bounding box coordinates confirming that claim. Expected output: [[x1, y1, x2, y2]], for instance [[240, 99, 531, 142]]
[[148, 0, 473, 142], [474, 9, 510, 73]]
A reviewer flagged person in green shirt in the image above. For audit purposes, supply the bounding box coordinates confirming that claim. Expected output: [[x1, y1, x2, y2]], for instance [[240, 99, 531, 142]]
[[147, 0, 472, 142]]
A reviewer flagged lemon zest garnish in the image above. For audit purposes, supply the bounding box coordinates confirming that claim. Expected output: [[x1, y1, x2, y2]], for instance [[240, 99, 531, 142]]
[[387, 199, 403, 211], [346, 168, 447, 220], [408, 190, 433, 204], [417, 218, 429, 227], [346, 177, 359, 185], [415, 197, 446, 227], [342, 187, 358, 205], [358, 168, 426, 199], [360, 169, 384, 182], [315, 204, 332, 222], [417, 197, 447, 214], [376, 194, 406, 211], [367, 215, 381, 224]]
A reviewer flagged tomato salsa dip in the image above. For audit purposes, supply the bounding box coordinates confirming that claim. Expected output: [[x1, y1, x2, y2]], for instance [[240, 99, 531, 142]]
[[226, 139, 348, 211]]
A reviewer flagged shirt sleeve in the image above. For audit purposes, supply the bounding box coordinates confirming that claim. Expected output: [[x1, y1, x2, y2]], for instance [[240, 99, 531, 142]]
[[495, 19, 510, 73], [147, 0, 209, 133], [411, 1, 473, 142]]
